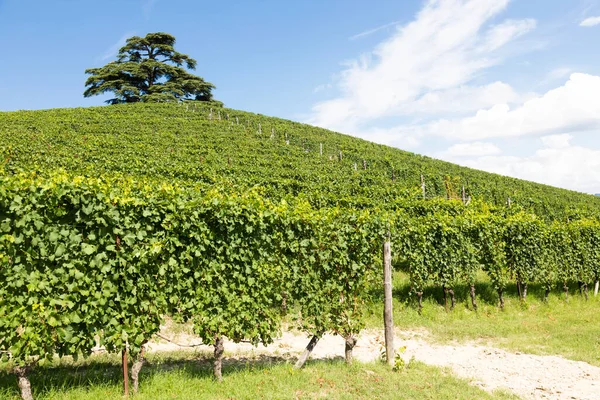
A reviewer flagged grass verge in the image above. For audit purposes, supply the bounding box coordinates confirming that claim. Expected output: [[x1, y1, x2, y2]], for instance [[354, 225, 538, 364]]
[[0, 352, 517, 400], [365, 271, 600, 366]]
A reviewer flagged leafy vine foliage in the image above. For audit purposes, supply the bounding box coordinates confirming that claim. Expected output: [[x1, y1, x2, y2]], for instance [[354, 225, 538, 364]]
[[2, 103, 600, 397], [0, 173, 387, 393]]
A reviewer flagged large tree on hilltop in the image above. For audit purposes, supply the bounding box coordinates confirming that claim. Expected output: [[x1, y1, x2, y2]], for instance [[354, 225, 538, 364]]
[[84, 32, 216, 104]]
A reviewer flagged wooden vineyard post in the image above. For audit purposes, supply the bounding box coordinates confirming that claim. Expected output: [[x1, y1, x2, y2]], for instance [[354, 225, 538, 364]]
[[383, 232, 394, 367], [462, 185, 466, 204], [122, 348, 129, 397], [421, 175, 426, 199], [320, 143, 323, 156]]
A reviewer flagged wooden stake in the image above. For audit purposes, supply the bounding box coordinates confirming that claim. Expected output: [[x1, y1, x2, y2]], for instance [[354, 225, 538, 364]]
[[209, 108, 213, 120], [353, 163, 357, 171], [421, 175, 426, 199], [462, 185, 466, 204], [258, 123, 262, 134], [236, 116, 239, 125], [383, 233, 394, 367], [122, 348, 129, 397], [595, 280, 599, 297], [363, 159, 367, 170], [339, 150, 343, 161], [507, 197, 512, 208], [320, 143, 323, 156]]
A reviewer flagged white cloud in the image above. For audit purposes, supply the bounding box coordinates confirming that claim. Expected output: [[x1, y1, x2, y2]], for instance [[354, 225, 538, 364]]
[[540, 133, 572, 149], [348, 125, 422, 149], [349, 21, 401, 41], [313, 83, 332, 93], [307, 0, 536, 132], [99, 32, 134, 61], [421, 73, 600, 141], [478, 19, 536, 52], [451, 137, 600, 193], [439, 141, 501, 157], [537, 67, 573, 87], [404, 81, 520, 115], [143, 0, 159, 19], [580, 16, 600, 26]]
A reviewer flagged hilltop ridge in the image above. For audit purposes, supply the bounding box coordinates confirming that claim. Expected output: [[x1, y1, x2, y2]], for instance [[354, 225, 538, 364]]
[[1, 102, 599, 219]]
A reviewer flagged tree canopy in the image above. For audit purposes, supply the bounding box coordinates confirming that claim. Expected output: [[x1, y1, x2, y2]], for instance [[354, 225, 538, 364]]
[[84, 32, 216, 104]]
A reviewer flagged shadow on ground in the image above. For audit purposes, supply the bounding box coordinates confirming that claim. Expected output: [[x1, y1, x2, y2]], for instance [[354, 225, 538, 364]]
[[0, 352, 344, 399]]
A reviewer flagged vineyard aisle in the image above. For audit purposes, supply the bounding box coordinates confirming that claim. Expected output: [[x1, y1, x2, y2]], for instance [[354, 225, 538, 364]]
[[144, 328, 600, 400]]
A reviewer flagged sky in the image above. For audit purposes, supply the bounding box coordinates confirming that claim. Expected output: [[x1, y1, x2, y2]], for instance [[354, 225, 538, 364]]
[[1, 0, 600, 194]]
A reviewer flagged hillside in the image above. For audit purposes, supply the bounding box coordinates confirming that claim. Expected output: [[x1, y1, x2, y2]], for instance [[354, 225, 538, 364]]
[[1, 102, 599, 219]]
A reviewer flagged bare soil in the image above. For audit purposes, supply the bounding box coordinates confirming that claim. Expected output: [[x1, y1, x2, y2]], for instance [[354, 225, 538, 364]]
[[146, 325, 600, 400]]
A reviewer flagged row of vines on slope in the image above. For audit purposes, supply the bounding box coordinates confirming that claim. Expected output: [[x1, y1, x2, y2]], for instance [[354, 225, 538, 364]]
[[397, 209, 600, 312], [2, 102, 599, 220], [2, 172, 600, 398], [0, 172, 385, 399]]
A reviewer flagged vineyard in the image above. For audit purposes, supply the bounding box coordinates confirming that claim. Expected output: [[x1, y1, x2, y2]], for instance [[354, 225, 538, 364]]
[[2, 102, 600, 399]]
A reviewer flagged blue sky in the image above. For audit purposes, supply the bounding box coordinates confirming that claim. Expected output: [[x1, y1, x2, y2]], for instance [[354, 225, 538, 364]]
[[2, 0, 600, 193]]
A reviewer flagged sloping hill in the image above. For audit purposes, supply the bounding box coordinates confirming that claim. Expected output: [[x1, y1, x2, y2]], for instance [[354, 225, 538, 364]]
[[1, 102, 598, 219]]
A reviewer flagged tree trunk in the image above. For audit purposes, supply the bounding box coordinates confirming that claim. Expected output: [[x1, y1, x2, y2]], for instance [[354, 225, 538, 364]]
[[469, 284, 477, 311], [295, 335, 319, 369], [563, 282, 569, 302], [448, 288, 456, 310], [582, 282, 589, 300], [517, 281, 522, 300], [281, 292, 288, 315], [213, 336, 224, 381], [544, 287, 550, 302], [344, 336, 357, 365], [497, 288, 505, 309], [443, 285, 448, 312], [416, 291, 423, 314], [131, 345, 146, 393], [15, 366, 33, 400], [522, 283, 528, 301]]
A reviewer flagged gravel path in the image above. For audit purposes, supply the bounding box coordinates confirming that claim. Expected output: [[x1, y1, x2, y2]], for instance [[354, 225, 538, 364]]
[[146, 328, 600, 400]]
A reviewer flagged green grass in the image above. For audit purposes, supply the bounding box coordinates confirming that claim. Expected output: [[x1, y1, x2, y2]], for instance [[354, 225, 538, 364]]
[[0, 352, 517, 400], [367, 271, 600, 366]]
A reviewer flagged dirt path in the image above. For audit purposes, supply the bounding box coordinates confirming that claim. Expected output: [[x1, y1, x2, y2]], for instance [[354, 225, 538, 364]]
[[146, 328, 600, 400]]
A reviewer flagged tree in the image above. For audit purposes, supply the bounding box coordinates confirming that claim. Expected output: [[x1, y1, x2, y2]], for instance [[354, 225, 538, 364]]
[[84, 32, 216, 104]]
